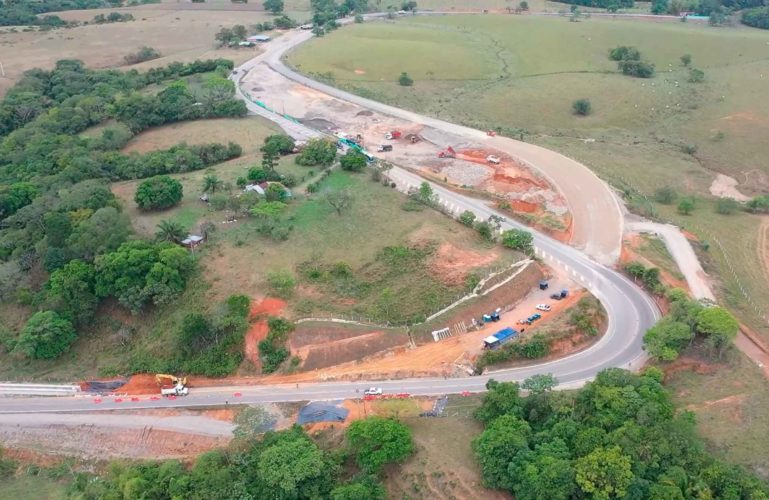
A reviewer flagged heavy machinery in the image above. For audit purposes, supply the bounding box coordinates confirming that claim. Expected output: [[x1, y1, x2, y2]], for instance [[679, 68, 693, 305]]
[[438, 146, 456, 158], [385, 130, 402, 140], [155, 374, 189, 397]]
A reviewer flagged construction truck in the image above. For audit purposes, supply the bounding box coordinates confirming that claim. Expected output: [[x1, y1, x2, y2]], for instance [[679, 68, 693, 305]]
[[438, 146, 457, 158], [385, 130, 402, 140], [156, 374, 189, 397]]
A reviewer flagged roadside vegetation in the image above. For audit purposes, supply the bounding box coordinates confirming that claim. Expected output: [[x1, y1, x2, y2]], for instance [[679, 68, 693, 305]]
[[472, 370, 768, 498]]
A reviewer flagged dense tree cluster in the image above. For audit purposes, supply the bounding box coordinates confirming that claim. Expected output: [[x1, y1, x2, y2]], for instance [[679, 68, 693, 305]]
[[295, 138, 338, 167], [92, 11, 134, 23], [258, 317, 294, 373], [473, 372, 768, 499], [742, 6, 769, 29], [310, 0, 369, 35], [134, 175, 184, 210], [69, 415, 407, 499], [557, 0, 634, 9], [644, 288, 739, 361]]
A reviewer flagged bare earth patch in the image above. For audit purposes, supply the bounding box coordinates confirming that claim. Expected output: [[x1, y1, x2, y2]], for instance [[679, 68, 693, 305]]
[[709, 173, 750, 202], [429, 242, 499, 286]]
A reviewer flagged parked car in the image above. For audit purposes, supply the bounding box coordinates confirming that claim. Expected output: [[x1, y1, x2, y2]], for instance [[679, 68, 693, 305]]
[[539, 280, 549, 290], [527, 313, 542, 322], [486, 155, 501, 164], [536, 304, 551, 311], [364, 387, 383, 396], [377, 144, 393, 152]]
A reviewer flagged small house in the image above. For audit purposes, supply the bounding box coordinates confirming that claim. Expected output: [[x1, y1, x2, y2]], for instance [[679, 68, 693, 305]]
[[246, 35, 271, 43], [181, 234, 204, 250], [244, 183, 266, 195]]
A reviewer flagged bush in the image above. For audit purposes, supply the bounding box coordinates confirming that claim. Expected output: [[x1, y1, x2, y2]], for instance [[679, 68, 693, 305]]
[[347, 417, 415, 473], [295, 138, 337, 167], [572, 98, 592, 116], [608, 46, 641, 61], [459, 210, 477, 227], [501, 229, 534, 254], [715, 197, 739, 215], [475, 221, 494, 242], [15, 311, 77, 360], [618, 60, 655, 78], [124, 46, 161, 65], [267, 270, 296, 298], [688, 68, 705, 83], [398, 72, 414, 86], [262, 134, 295, 156], [654, 186, 678, 204], [259, 317, 295, 373], [746, 195, 769, 213]]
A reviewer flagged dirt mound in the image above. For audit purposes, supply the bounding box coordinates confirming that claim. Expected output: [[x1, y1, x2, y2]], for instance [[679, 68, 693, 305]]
[[509, 200, 538, 213], [429, 242, 499, 286], [299, 330, 410, 371], [116, 374, 160, 396], [662, 357, 722, 380]]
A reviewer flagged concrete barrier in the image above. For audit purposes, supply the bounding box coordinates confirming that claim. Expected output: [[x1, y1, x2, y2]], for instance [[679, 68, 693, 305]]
[[0, 383, 81, 396]]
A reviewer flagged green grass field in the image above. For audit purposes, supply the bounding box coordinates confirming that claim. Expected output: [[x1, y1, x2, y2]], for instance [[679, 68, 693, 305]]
[[0, 475, 68, 500], [289, 15, 769, 340]]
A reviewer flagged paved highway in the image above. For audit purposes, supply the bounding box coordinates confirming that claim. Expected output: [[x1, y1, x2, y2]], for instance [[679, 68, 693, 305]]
[[0, 16, 659, 415]]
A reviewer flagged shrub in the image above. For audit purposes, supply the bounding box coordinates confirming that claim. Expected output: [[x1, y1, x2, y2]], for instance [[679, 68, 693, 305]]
[[295, 138, 337, 167], [715, 197, 739, 215], [124, 46, 161, 65], [267, 270, 296, 298], [262, 134, 295, 156], [501, 229, 534, 254], [618, 60, 655, 78], [742, 6, 769, 29], [654, 186, 678, 204], [688, 68, 705, 83], [398, 72, 414, 86], [746, 195, 769, 213], [572, 98, 592, 116], [459, 210, 477, 227], [134, 175, 183, 210], [608, 46, 641, 61], [680, 54, 692, 66]]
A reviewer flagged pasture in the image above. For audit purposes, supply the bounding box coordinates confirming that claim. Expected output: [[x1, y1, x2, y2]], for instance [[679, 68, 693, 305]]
[[289, 15, 769, 338]]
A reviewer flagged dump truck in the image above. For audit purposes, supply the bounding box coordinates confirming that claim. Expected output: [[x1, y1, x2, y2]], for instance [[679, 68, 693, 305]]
[[377, 144, 393, 152], [385, 131, 402, 140], [483, 327, 519, 349]]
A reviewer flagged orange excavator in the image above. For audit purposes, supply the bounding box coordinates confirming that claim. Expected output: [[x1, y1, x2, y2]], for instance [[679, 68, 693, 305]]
[[438, 146, 456, 158]]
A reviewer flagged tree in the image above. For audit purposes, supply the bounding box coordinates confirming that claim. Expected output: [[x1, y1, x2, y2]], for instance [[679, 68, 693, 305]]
[[510, 440, 576, 500], [135, 176, 183, 210], [572, 98, 592, 116], [401, 0, 418, 11], [201, 174, 224, 194], [347, 417, 415, 473], [324, 188, 353, 216], [618, 60, 656, 78], [680, 54, 692, 66], [643, 319, 693, 361], [519, 1, 529, 10], [474, 380, 523, 423], [473, 414, 532, 490], [265, 183, 288, 202], [340, 150, 367, 172], [233, 406, 278, 440], [295, 138, 337, 167], [398, 72, 414, 86], [522, 373, 558, 394], [48, 260, 98, 325], [263, 0, 284, 14], [155, 220, 187, 243], [417, 181, 436, 205], [15, 311, 77, 360], [696, 306, 739, 357], [331, 477, 386, 500], [652, 0, 668, 14], [608, 46, 641, 62], [262, 148, 278, 173], [454, 210, 475, 227], [501, 229, 534, 254], [257, 436, 330, 499], [746, 195, 769, 213], [677, 197, 695, 215], [262, 134, 295, 155], [475, 220, 494, 242], [575, 446, 634, 499]]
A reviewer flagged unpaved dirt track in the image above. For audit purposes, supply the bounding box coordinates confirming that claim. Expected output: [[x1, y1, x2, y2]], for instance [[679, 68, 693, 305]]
[[0, 413, 234, 436]]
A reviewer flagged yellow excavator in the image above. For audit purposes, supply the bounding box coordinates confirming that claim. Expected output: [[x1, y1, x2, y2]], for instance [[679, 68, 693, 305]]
[[155, 374, 189, 396]]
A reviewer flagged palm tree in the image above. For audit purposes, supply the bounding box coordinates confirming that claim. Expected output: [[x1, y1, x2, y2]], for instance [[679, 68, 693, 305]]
[[155, 220, 187, 243], [201, 174, 224, 194]]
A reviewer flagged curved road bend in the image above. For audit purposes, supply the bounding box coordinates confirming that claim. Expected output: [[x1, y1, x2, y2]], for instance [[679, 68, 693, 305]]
[[0, 18, 657, 415], [258, 25, 623, 265]]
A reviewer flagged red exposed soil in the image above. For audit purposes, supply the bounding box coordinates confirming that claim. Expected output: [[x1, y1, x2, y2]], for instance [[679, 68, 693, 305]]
[[509, 200, 538, 213], [429, 242, 499, 286], [245, 297, 287, 368], [620, 233, 689, 292], [661, 356, 723, 380], [298, 330, 411, 371], [116, 374, 161, 396]]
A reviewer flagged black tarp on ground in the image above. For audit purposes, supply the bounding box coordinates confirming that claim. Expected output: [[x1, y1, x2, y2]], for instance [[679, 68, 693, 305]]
[[296, 401, 349, 424], [82, 379, 128, 393]]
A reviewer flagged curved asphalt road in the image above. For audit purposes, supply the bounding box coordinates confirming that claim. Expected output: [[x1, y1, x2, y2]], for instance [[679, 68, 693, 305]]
[[0, 16, 658, 415]]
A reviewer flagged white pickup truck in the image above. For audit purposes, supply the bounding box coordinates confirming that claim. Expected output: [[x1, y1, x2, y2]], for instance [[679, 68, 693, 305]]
[[161, 383, 189, 397]]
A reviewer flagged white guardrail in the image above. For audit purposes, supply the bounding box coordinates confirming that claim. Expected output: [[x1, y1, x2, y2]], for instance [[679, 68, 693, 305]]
[[0, 383, 81, 396]]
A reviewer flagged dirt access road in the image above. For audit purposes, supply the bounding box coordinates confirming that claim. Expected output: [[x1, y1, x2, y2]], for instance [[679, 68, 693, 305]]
[[237, 15, 622, 265]]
